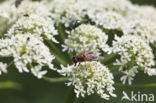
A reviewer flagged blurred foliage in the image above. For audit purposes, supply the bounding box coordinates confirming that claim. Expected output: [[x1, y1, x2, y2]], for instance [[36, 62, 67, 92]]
[[0, 0, 156, 103], [0, 81, 22, 90], [131, 0, 156, 7]]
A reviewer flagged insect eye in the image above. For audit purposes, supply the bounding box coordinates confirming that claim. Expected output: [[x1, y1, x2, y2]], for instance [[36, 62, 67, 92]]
[[72, 57, 77, 63]]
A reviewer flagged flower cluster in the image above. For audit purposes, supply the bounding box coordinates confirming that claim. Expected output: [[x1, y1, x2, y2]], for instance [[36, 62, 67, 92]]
[[0, 0, 50, 23], [125, 5, 156, 22], [17, 0, 50, 17], [6, 14, 58, 43], [0, 34, 55, 78], [123, 19, 156, 43], [0, 0, 17, 23], [62, 24, 110, 55], [58, 61, 116, 100], [48, 0, 88, 25], [0, 0, 58, 78], [88, 11, 126, 30], [112, 35, 155, 84]]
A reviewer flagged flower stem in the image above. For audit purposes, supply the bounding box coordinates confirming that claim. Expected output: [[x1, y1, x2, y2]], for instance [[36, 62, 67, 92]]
[[54, 53, 69, 65], [42, 34, 69, 64], [102, 53, 119, 65], [57, 24, 66, 44], [7, 60, 14, 69], [65, 86, 76, 103], [0, 33, 4, 38], [42, 76, 68, 83]]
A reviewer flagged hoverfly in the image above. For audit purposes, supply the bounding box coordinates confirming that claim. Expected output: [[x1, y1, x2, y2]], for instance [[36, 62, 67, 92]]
[[72, 51, 104, 66], [67, 20, 82, 31]]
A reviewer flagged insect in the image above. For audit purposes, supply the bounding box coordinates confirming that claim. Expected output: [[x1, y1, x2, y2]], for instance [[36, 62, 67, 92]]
[[23, 14, 29, 17], [67, 20, 82, 31], [14, 0, 23, 8], [27, 37, 30, 41], [135, 51, 139, 56], [72, 51, 104, 66]]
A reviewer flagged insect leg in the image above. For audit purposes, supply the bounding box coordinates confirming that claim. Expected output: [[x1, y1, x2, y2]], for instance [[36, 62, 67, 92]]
[[78, 62, 80, 66]]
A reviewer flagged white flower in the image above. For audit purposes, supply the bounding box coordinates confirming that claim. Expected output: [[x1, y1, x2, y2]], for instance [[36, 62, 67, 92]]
[[58, 61, 116, 100], [112, 35, 155, 84], [120, 69, 136, 85], [31, 66, 47, 79], [5, 14, 58, 43], [145, 68, 156, 76], [58, 64, 73, 76], [0, 39, 12, 56], [62, 24, 110, 55], [0, 62, 7, 75], [15, 61, 29, 73]]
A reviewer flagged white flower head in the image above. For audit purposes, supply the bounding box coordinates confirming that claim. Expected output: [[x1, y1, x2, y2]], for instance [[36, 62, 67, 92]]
[[112, 35, 155, 84], [49, 0, 88, 25], [123, 19, 156, 43], [0, 0, 17, 23], [5, 14, 58, 43], [58, 61, 116, 100], [62, 24, 110, 55], [86, 0, 133, 17], [125, 5, 156, 22], [0, 34, 55, 78], [17, 0, 50, 17], [88, 11, 126, 30]]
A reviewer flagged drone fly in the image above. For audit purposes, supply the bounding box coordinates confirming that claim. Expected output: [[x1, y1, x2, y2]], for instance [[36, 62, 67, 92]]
[[72, 51, 104, 66]]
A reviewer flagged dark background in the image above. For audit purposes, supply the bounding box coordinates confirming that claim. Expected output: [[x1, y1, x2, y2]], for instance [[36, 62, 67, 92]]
[[0, 0, 156, 103]]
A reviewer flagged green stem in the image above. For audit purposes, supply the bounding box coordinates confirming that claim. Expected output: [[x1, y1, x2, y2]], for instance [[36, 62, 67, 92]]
[[7, 60, 14, 69], [65, 86, 76, 103], [57, 24, 66, 43], [44, 35, 62, 54], [42, 34, 69, 64], [0, 33, 4, 38], [102, 53, 119, 64], [42, 76, 68, 83], [54, 54, 68, 65]]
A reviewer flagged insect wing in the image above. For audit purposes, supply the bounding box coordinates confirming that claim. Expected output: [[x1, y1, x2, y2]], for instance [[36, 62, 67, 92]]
[[86, 54, 98, 61], [86, 54, 104, 61], [15, 0, 23, 8]]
